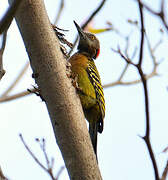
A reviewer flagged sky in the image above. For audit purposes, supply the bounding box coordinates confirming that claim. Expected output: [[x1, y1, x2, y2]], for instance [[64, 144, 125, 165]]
[[0, 0, 168, 180]]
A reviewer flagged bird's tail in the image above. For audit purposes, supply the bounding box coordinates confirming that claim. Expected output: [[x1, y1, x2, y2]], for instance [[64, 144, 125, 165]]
[[89, 122, 98, 159]]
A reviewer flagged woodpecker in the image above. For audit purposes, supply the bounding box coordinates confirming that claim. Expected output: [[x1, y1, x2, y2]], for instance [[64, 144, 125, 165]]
[[69, 21, 105, 157]]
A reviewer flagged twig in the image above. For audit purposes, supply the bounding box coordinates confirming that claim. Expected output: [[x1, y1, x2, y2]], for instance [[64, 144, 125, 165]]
[[138, 1, 144, 67], [54, 0, 64, 25], [142, 0, 168, 32], [118, 63, 129, 81], [0, 31, 7, 80], [35, 138, 55, 180], [161, 160, 168, 180], [112, 47, 136, 66], [163, 146, 168, 153], [105, 21, 161, 89], [136, 1, 159, 180], [20, 135, 64, 180], [81, 0, 106, 30], [37, 138, 50, 168], [68, 0, 106, 55], [0, 0, 22, 34], [0, 32, 7, 54], [110, 34, 137, 85], [19, 134, 48, 172], [55, 166, 65, 180], [1, 61, 29, 97], [103, 69, 158, 88], [0, 88, 36, 103]]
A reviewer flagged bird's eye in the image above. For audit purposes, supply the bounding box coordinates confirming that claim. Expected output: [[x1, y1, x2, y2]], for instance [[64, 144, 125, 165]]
[[90, 35, 95, 40]]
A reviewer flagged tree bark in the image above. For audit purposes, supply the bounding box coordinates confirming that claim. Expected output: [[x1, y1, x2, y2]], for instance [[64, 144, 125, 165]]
[[8, 0, 102, 179], [0, 167, 6, 180]]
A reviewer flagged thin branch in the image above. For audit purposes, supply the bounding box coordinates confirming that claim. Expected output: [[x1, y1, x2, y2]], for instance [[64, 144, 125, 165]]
[[55, 166, 65, 180], [112, 47, 136, 66], [142, 0, 168, 32], [68, 0, 106, 55], [110, 34, 137, 84], [0, 31, 7, 80], [1, 61, 29, 97], [0, 0, 22, 34], [0, 32, 7, 54], [104, 17, 162, 89], [54, 0, 64, 25], [161, 161, 168, 180], [0, 88, 36, 103], [81, 0, 106, 30], [35, 138, 55, 180], [19, 134, 48, 172], [145, 32, 162, 69], [118, 63, 129, 81], [136, 1, 159, 180], [37, 138, 50, 168], [103, 68, 158, 88], [20, 135, 63, 180], [138, 0, 145, 66]]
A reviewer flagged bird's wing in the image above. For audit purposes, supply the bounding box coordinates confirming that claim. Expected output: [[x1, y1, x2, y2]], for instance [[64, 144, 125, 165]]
[[86, 60, 105, 132]]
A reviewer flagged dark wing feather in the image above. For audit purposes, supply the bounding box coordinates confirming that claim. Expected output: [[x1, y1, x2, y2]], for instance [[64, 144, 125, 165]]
[[86, 60, 105, 132]]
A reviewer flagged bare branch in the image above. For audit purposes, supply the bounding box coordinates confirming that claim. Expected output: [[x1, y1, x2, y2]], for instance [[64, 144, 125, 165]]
[[81, 0, 106, 30], [37, 138, 50, 169], [104, 14, 162, 89], [19, 134, 48, 172], [112, 47, 136, 66], [0, 0, 22, 34], [161, 161, 168, 180], [54, 0, 64, 25], [0, 31, 7, 80], [142, 0, 168, 32], [103, 67, 158, 88], [20, 135, 64, 180], [1, 61, 29, 97], [136, 1, 159, 180], [138, 1, 145, 66], [55, 166, 65, 180], [0, 88, 36, 103], [118, 63, 129, 82]]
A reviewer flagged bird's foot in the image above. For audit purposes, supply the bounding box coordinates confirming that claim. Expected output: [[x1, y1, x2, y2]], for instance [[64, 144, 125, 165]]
[[68, 71, 82, 92]]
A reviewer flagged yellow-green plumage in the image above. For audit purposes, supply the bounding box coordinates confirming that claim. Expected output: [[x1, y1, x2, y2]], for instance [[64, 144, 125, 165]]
[[69, 52, 105, 156], [69, 21, 105, 158]]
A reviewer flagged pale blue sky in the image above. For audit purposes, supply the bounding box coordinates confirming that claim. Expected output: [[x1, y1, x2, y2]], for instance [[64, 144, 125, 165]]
[[0, 0, 168, 180]]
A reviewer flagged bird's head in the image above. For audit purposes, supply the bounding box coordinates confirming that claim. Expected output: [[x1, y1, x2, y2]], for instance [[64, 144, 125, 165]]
[[74, 21, 100, 59]]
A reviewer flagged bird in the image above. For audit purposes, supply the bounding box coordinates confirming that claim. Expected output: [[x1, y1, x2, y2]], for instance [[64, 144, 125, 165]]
[[69, 21, 105, 158]]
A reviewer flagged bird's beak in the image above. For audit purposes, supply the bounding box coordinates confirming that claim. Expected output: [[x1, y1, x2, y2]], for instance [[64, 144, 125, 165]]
[[74, 21, 86, 40]]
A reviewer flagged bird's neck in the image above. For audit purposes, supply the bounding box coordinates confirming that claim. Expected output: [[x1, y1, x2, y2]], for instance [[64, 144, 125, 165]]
[[78, 50, 95, 61]]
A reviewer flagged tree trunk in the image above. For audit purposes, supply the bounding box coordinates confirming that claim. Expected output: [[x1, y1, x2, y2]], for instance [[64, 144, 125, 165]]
[[8, 0, 102, 179]]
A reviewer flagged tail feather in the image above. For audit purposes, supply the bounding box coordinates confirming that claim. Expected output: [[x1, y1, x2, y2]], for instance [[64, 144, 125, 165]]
[[89, 122, 98, 159]]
